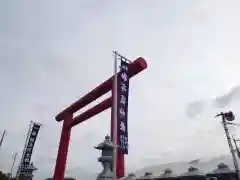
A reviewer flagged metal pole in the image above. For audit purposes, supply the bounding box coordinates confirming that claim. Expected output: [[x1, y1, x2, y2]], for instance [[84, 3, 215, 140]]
[[221, 115, 240, 179], [9, 153, 18, 180], [16, 121, 33, 180], [0, 130, 6, 151], [113, 51, 118, 180], [233, 137, 238, 151], [233, 136, 240, 159]]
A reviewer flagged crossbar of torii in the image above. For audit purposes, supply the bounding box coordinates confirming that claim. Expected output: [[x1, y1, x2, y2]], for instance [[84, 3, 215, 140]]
[[53, 57, 148, 180]]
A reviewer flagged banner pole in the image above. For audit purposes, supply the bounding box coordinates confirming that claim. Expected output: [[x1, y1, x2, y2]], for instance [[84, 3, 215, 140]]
[[16, 120, 33, 180], [9, 152, 18, 180], [113, 51, 118, 180]]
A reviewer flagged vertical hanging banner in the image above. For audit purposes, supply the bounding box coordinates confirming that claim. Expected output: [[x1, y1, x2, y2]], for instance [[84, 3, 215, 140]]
[[20, 123, 40, 175], [118, 59, 130, 154]]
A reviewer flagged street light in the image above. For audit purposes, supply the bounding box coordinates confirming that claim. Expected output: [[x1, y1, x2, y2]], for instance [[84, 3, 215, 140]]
[[215, 111, 240, 180]]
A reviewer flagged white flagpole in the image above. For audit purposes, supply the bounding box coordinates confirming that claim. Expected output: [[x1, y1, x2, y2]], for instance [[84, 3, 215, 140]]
[[113, 51, 118, 180]]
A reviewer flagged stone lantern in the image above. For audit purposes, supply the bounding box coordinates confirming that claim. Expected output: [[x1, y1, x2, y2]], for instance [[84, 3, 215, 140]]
[[95, 135, 115, 180]]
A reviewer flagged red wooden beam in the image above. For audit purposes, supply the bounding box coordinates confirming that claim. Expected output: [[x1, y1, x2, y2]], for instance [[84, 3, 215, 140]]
[[55, 57, 147, 122], [53, 114, 72, 180], [71, 97, 112, 127]]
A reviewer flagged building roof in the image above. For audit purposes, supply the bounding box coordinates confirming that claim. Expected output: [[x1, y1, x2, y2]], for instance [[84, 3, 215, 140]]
[[207, 163, 234, 174], [180, 166, 205, 177]]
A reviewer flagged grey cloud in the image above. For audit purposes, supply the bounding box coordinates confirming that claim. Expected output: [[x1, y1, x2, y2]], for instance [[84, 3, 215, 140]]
[[186, 101, 206, 118], [186, 85, 240, 118], [213, 86, 240, 108]]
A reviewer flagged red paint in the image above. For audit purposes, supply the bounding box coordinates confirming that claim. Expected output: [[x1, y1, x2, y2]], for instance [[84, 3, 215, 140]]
[[118, 153, 125, 178], [71, 97, 112, 127], [55, 57, 147, 122], [53, 57, 148, 180], [110, 79, 125, 179], [53, 114, 72, 180]]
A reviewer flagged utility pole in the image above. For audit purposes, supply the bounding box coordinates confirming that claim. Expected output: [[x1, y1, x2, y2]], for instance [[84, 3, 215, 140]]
[[0, 130, 6, 151], [215, 112, 240, 180]]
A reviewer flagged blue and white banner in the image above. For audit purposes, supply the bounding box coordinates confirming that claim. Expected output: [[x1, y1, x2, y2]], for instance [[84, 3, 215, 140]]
[[20, 123, 40, 174], [118, 60, 130, 154]]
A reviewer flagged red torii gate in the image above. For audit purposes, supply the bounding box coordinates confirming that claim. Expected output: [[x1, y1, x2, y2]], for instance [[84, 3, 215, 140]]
[[53, 57, 148, 180]]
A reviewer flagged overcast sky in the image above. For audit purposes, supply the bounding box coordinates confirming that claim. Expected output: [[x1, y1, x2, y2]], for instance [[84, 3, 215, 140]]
[[1, 0, 240, 179]]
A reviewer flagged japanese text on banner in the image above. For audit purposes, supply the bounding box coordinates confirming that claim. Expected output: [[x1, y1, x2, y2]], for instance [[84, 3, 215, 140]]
[[117, 60, 130, 154], [20, 123, 40, 174]]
